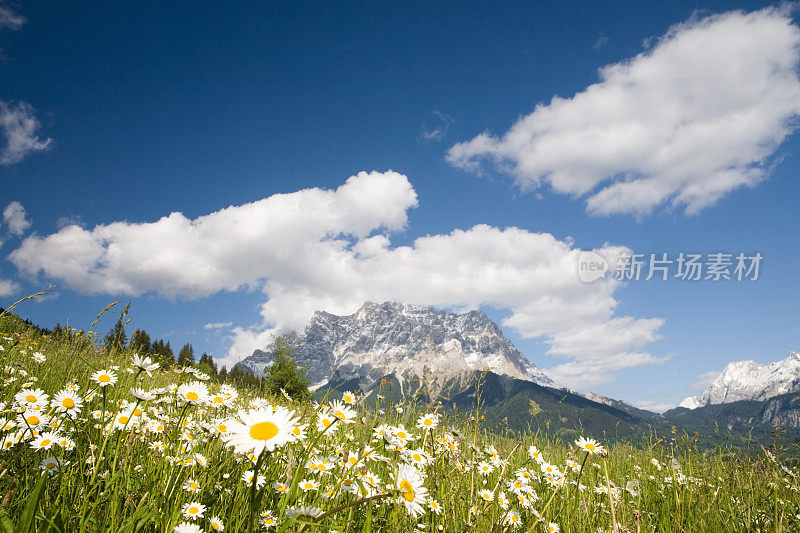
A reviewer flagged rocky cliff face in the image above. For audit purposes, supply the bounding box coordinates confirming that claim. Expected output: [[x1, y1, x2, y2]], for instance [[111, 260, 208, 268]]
[[680, 352, 800, 409], [236, 301, 552, 395]]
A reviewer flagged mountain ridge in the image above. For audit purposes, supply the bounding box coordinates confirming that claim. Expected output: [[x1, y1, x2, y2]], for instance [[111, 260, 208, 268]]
[[236, 301, 553, 395], [680, 351, 800, 409]]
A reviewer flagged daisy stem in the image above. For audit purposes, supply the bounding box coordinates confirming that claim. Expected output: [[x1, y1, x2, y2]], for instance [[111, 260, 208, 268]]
[[575, 451, 590, 488], [109, 400, 140, 481], [101, 386, 107, 429], [247, 448, 268, 533]]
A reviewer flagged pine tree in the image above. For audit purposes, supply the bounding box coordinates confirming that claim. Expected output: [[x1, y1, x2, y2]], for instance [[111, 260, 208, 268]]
[[263, 337, 311, 401], [103, 319, 127, 351], [198, 353, 218, 376], [152, 339, 175, 366], [129, 329, 152, 354], [177, 343, 195, 367]]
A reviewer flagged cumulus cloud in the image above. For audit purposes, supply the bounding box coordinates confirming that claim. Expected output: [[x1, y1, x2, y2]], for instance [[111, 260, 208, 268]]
[[3, 201, 31, 236], [0, 5, 24, 31], [9, 171, 663, 388], [448, 7, 800, 216], [0, 101, 52, 165], [10, 171, 418, 297]]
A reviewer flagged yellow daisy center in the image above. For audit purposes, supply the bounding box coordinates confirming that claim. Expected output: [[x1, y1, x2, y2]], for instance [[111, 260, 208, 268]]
[[118, 416, 129, 425], [188, 506, 199, 514], [213, 396, 223, 403], [424, 419, 432, 426], [400, 480, 415, 502], [62, 398, 75, 408], [99, 374, 111, 383], [334, 410, 345, 419], [27, 415, 40, 425], [585, 443, 596, 451], [40, 439, 51, 447], [186, 391, 199, 401], [25, 394, 36, 403], [249, 421, 279, 441]]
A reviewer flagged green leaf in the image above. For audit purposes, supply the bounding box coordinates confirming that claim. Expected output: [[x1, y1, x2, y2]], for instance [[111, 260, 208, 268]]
[[0, 514, 15, 533], [18, 473, 47, 533]]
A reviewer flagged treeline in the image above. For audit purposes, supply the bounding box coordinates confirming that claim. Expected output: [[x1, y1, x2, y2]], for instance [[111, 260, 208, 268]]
[[49, 318, 271, 391]]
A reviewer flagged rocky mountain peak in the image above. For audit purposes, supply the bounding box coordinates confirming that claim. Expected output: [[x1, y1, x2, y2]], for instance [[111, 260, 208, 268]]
[[680, 351, 800, 409], [236, 301, 552, 395]]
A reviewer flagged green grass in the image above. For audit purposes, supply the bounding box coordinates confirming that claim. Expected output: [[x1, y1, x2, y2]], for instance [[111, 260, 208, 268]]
[[0, 311, 797, 532]]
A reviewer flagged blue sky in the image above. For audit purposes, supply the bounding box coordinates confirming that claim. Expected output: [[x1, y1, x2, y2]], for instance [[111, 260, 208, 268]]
[[1, 1, 799, 411]]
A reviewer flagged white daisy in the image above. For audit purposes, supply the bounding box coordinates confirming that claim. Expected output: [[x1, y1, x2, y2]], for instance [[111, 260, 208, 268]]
[[51, 389, 83, 414], [131, 354, 159, 376], [224, 406, 298, 455], [181, 502, 206, 520], [177, 382, 208, 405], [91, 369, 118, 387], [392, 465, 428, 517]]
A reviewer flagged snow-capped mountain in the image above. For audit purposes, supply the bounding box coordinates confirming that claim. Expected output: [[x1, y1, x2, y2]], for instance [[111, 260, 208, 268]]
[[236, 301, 552, 395], [680, 351, 800, 409]]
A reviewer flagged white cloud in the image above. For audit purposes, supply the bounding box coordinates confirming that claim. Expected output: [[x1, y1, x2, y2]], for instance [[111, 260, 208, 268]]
[[0, 101, 52, 165], [0, 5, 25, 31], [9, 171, 663, 387], [10, 171, 418, 297], [3, 201, 31, 236], [204, 321, 233, 330], [0, 277, 16, 297], [447, 7, 800, 216]]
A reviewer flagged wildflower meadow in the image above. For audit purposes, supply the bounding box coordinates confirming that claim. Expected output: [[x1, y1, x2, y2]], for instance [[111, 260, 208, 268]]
[[0, 309, 797, 532]]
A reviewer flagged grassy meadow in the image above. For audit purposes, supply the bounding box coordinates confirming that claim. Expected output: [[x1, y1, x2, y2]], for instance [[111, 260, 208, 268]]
[[0, 309, 798, 532]]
